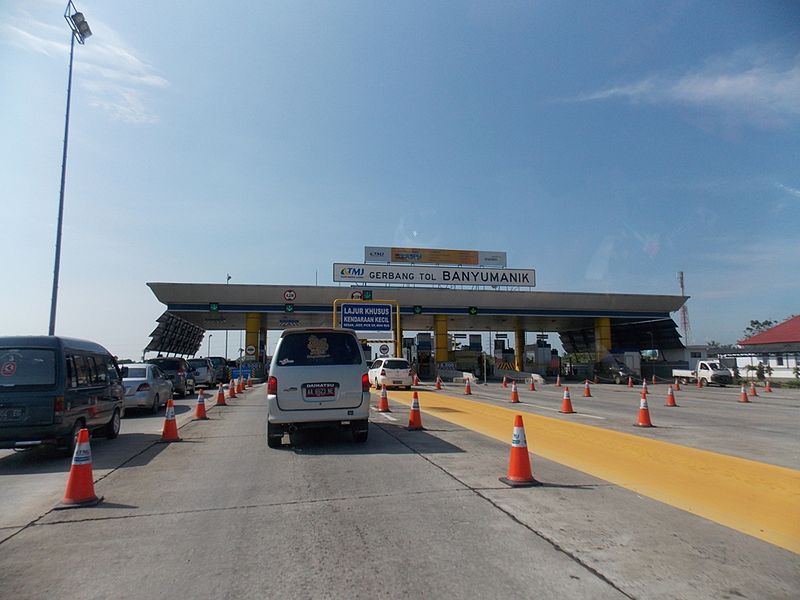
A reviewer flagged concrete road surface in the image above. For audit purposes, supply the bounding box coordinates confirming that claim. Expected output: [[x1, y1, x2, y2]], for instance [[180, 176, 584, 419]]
[[0, 384, 797, 599]]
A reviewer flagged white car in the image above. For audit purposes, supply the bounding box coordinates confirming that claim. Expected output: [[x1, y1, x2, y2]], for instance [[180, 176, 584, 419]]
[[122, 363, 173, 414], [266, 328, 369, 448], [369, 357, 413, 390]]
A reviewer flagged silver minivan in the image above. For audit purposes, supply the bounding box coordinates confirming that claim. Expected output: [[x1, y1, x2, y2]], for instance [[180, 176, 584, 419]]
[[266, 328, 369, 448]]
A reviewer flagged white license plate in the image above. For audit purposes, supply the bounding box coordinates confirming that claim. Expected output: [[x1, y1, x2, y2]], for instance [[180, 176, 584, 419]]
[[0, 407, 25, 421]]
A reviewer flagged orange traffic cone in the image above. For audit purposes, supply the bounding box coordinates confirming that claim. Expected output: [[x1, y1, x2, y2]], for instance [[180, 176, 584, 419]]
[[246, 375, 252, 388], [529, 377, 536, 391], [407, 391, 423, 430], [237, 377, 244, 393], [642, 381, 649, 396], [499, 415, 539, 487], [696, 377, 702, 388], [739, 384, 750, 403], [583, 379, 592, 398], [510, 380, 520, 403], [194, 389, 209, 420], [412, 373, 419, 386], [674, 378, 681, 391], [559, 387, 575, 414], [765, 379, 773, 393], [160, 398, 181, 442], [652, 374, 657, 385], [635, 392, 653, 427], [228, 378, 237, 399], [665, 385, 678, 407], [749, 382, 758, 397], [502, 376, 508, 389], [377, 384, 390, 412], [216, 383, 227, 406], [464, 378, 472, 395], [55, 428, 103, 509], [627, 376, 633, 388], [435, 375, 442, 390], [555, 374, 562, 387]]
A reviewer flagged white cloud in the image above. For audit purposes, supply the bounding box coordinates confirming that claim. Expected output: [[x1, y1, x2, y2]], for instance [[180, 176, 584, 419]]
[[775, 183, 800, 199], [1, 12, 168, 124], [572, 45, 800, 130]]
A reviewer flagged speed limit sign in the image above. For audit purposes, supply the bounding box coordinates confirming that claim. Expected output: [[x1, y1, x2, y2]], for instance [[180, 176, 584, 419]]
[[379, 344, 390, 356], [283, 289, 296, 301]]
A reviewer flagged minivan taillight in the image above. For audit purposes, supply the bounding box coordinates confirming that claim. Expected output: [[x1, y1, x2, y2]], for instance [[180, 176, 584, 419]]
[[362, 373, 370, 392], [54, 396, 64, 414], [267, 376, 277, 395]]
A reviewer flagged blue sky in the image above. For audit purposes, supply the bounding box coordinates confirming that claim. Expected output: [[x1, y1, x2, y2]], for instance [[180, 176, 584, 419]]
[[1, 0, 798, 359]]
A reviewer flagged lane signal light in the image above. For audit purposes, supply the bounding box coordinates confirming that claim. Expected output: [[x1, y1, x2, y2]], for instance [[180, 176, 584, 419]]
[[413, 305, 423, 315], [468, 306, 478, 316], [209, 302, 219, 312], [284, 303, 295, 313], [363, 290, 373, 300]]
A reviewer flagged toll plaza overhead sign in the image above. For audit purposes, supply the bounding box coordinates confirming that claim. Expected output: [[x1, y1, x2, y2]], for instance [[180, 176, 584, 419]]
[[365, 246, 506, 267], [340, 303, 393, 332], [334, 263, 535, 287]]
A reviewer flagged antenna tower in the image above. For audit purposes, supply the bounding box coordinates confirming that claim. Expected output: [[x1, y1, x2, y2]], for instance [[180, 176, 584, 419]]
[[677, 271, 691, 344]]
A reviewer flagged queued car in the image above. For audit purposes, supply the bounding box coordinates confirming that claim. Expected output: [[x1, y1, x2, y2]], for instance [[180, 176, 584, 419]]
[[145, 357, 195, 397], [368, 357, 413, 390], [207, 356, 230, 383], [122, 363, 173, 413], [187, 358, 215, 387], [266, 328, 369, 448]]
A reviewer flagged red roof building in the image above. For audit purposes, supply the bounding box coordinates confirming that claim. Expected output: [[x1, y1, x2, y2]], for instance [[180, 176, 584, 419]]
[[738, 316, 800, 351]]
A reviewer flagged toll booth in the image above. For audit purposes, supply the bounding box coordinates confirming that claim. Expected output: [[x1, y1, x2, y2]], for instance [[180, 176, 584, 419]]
[[415, 333, 434, 379]]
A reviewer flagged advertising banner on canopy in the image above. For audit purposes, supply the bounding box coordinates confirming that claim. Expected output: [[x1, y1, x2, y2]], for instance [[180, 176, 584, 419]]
[[365, 246, 506, 267]]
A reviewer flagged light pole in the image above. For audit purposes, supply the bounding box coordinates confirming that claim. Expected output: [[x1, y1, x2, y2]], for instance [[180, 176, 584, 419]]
[[224, 274, 231, 357], [48, 2, 92, 335], [207, 333, 212, 357]]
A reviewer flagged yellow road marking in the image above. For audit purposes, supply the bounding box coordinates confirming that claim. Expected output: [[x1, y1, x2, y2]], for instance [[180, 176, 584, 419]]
[[384, 390, 800, 554]]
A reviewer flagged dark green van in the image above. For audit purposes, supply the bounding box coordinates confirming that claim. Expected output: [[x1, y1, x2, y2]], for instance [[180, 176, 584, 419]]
[[0, 336, 126, 455]]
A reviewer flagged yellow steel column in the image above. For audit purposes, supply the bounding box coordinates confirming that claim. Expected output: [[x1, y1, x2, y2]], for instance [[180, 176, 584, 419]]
[[594, 317, 612, 361], [514, 327, 525, 372], [434, 315, 449, 365], [396, 315, 403, 359], [245, 313, 261, 360]]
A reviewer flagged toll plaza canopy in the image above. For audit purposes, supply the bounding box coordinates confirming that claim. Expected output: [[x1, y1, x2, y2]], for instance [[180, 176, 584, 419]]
[[146, 282, 687, 358]]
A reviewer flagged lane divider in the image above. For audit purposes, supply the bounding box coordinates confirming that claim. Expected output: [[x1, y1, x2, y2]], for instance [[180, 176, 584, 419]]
[[382, 389, 800, 553]]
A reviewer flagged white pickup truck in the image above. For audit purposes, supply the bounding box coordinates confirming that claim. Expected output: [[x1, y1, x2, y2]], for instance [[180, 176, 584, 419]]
[[672, 361, 733, 387]]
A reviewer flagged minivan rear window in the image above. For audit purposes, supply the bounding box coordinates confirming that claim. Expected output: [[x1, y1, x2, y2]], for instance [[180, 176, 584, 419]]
[[276, 333, 362, 367], [148, 358, 180, 370], [0, 348, 57, 387]]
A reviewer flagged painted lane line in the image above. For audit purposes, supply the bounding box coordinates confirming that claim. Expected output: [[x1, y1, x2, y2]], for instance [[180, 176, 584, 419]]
[[526, 403, 607, 419]]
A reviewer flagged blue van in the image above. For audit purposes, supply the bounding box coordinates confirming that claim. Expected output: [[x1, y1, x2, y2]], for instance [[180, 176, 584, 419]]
[[0, 336, 126, 455]]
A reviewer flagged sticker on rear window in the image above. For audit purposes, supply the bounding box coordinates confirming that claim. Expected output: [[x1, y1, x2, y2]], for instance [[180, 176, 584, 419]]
[[307, 335, 330, 359], [1, 361, 17, 377]]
